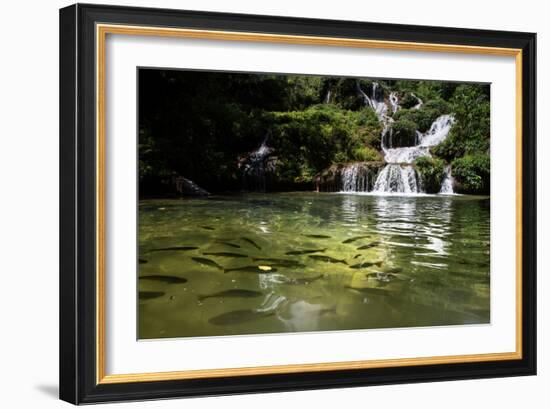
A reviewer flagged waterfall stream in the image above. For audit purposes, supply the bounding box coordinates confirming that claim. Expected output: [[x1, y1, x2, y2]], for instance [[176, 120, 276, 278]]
[[241, 135, 274, 191], [338, 82, 455, 195], [439, 165, 455, 194], [373, 114, 454, 194]]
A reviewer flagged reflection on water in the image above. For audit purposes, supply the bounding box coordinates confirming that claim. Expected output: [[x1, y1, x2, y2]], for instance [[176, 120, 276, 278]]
[[138, 193, 490, 339]]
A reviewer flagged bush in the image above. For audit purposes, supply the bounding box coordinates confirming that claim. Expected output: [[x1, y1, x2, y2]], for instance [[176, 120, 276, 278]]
[[414, 156, 445, 193], [269, 105, 382, 176], [451, 154, 490, 194], [394, 108, 440, 133], [390, 119, 418, 147], [423, 99, 450, 114], [431, 85, 490, 161], [400, 93, 421, 109], [351, 146, 383, 162]]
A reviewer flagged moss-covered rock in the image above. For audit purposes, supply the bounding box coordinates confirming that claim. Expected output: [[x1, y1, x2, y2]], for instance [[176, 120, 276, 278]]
[[414, 156, 445, 193]]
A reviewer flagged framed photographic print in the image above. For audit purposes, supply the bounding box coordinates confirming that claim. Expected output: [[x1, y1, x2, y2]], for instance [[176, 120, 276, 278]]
[[59, 3, 536, 404]]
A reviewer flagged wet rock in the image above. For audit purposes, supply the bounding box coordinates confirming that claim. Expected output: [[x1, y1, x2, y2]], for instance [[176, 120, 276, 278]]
[[315, 162, 384, 192], [173, 175, 210, 196]]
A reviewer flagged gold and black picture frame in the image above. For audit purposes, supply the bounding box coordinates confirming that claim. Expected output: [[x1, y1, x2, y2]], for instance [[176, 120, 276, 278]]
[[59, 3, 536, 404]]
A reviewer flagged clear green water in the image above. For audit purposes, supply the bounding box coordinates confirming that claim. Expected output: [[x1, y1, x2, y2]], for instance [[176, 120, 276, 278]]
[[138, 193, 490, 339]]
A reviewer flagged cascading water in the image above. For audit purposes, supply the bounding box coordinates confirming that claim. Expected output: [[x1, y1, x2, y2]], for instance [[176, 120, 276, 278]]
[[373, 115, 454, 194], [357, 82, 388, 120], [389, 92, 399, 114], [335, 81, 456, 195], [324, 89, 331, 104], [439, 165, 455, 194], [411, 93, 423, 110], [241, 135, 275, 191], [341, 163, 371, 192]]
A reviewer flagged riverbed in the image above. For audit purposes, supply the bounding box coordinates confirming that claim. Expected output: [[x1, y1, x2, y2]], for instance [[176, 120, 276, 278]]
[[138, 192, 490, 339]]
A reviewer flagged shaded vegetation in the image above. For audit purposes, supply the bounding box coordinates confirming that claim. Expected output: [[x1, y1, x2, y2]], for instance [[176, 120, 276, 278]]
[[452, 154, 491, 194], [139, 70, 490, 195], [414, 156, 446, 194]]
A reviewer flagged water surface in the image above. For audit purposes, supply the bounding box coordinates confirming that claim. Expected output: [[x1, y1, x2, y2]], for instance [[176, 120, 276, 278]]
[[138, 192, 490, 339]]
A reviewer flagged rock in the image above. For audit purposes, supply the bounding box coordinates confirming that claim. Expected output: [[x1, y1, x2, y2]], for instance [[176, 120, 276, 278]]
[[315, 162, 385, 192], [173, 176, 210, 196]]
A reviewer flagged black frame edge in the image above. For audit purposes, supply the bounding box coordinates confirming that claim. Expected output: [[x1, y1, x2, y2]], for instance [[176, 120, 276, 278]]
[[520, 33, 537, 375], [59, 3, 78, 405], [59, 3, 537, 404]]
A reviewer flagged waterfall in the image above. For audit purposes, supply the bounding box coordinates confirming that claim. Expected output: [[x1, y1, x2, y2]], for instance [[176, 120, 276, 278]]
[[373, 164, 419, 194], [376, 115, 454, 194], [372, 114, 454, 194], [357, 82, 388, 120], [341, 163, 370, 192], [411, 93, 423, 110], [241, 135, 274, 191], [439, 165, 455, 194], [389, 92, 399, 113], [331, 83, 454, 195], [420, 115, 455, 147], [324, 89, 331, 104]]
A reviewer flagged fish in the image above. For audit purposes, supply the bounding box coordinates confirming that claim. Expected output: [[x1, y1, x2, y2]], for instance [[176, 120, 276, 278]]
[[303, 234, 332, 239], [272, 262, 306, 269], [241, 237, 261, 250], [357, 241, 381, 250], [344, 286, 390, 296], [251, 257, 305, 267], [191, 257, 224, 270], [215, 241, 241, 249], [308, 255, 347, 265], [224, 265, 278, 274], [381, 266, 403, 274], [349, 261, 383, 269], [200, 225, 215, 230], [139, 275, 187, 284], [139, 291, 165, 300], [286, 274, 324, 285], [138, 258, 148, 264], [319, 307, 337, 316], [353, 254, 362, 259], [209, 309, 275, 325], [149, 246, 198, 252], [285, 248, 327, 255], [342, 235, 371, 244], [197, 289, 263, 301], [202, 252, 248, 258]]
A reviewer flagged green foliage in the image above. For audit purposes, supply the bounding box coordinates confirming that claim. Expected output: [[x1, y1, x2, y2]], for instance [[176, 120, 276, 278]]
[[414, 156, 445, 193], [268, 105, 382, 182], [423, 99, 450, 114], [394, 107, 443, 133], [432, 84, 490, 160], [391, 119, 418, 147], [400, 93, 420, 109], [351, 146, 383, 162], [452, 154, 490, 194], [138, 69, 490, 195]]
